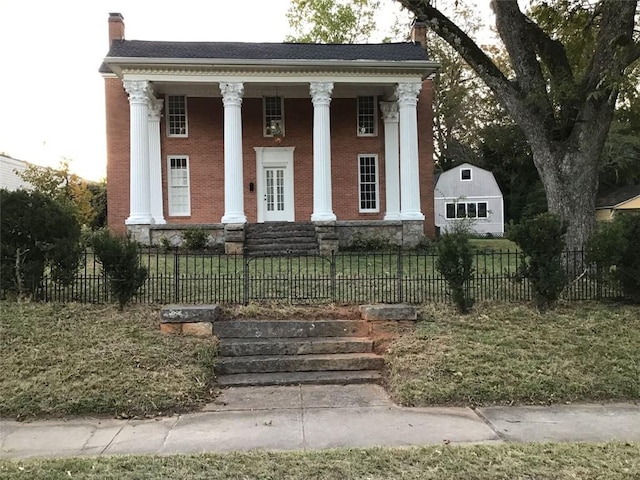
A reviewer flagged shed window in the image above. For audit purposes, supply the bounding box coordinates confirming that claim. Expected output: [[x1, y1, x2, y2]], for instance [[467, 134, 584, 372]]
[[461, 168, 472, 181]]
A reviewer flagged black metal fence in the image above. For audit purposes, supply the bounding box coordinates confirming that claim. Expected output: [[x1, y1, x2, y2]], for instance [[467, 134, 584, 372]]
[[30, 248, 622, 305]]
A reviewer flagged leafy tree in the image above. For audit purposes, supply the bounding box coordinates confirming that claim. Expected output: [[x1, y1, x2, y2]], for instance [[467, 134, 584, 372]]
[[587, 213, 640, 303], [436, 223, 475, 313], [478, 122, 547, 223], [397, 0, 640, 252], [508, 213, 568, 311], [0, 189, 81, 298], [91, 230, 147, 310], [18, 159, 104, 228], [426, 7, 501, 171], [285, 0, 380, 43]]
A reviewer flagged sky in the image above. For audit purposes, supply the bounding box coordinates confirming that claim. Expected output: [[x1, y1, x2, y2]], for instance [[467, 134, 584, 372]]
[[0, 0, 416, 181]]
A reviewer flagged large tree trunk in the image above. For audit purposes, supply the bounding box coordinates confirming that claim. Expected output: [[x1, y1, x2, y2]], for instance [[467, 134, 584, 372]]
[[535, 150, 598, 252]]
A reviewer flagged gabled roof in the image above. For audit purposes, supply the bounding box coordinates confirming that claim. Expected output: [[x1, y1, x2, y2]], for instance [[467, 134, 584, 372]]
[[100, 40, 434, 75], [596, 185, 640, 208]]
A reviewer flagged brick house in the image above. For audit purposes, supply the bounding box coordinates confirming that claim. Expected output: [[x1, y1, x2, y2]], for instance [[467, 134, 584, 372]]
[[100, 13, 438, 253]]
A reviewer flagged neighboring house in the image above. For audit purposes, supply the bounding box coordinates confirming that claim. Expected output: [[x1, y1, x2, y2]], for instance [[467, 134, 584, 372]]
[[100, 13, 439, 252], [434, 163, 505, 236], [595, 185, 640, 221], [0, 155, 31, 191]]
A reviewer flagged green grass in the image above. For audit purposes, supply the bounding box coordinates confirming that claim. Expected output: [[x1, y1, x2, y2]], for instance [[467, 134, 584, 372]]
[[386, 302, 640, 406], [1, 443, 638, 479], [0, 302, 217, 419], [469, 237, 519, 251]]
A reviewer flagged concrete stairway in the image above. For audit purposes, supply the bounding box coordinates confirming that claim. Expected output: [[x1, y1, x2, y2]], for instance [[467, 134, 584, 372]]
[[215, 319, 384, 387], [244, 222, 319, 256]]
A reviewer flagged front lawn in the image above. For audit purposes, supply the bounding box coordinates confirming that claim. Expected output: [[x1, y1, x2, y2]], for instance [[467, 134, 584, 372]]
[[386, 302, 640, 406], [0, 302, 217, 419], [1, 443, 638, 479]]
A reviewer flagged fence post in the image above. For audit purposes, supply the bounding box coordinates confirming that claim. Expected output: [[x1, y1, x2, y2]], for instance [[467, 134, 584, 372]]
[[174, 248, 180, 302], [397, 246, 404, 303], [330, 250, 336, 302], [243, 249, 249, 305]]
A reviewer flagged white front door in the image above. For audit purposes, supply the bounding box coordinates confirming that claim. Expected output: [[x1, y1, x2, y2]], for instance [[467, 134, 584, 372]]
[[255, 147, 295, 222]]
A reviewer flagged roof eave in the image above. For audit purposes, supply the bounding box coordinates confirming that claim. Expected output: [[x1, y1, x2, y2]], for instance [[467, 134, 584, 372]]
[[103, 56, 439, 77]]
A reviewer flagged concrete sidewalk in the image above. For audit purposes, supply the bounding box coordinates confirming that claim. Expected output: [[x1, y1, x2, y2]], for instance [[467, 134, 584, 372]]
[[1, 384, 639, 459]]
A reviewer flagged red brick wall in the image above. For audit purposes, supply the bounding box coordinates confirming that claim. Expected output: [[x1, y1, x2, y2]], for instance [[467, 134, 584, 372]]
[[105, 81, 436, 236], [105, 77, 130, 235]]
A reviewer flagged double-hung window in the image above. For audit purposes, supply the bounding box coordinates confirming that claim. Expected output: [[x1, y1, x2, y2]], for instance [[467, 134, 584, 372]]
[[358, 154, 379, 212], [357, 96, 377, 136], [263, 96, 284, 137], [167, 156, 190, 216], [167, 95, 187, 137]]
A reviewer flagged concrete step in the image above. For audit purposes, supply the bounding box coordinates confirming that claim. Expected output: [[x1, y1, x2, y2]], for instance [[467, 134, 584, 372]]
[[214, 320, 370, 339], [218, 337, 373, 357], [216, 353, 385, 375], [217, 370, 383, 387], [246, 232, 317, 240]]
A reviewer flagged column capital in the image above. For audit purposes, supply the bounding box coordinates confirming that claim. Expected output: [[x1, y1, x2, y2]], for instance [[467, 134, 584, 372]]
[[380, 101, 399, 123], [123, 80, 152, 104], [220, 82, 244, 107], [396, 83, 422, 107], [310, 82, 334, 106], [148, 98, 164, 122]]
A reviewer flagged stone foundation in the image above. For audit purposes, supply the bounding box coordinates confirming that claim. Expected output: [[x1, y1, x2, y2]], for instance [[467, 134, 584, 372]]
[[336, 220, 425, 249], [150, 224, 224, 248]]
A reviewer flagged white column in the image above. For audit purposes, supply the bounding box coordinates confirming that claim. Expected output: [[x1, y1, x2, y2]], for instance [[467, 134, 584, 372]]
[[380, 101, 401, 220], [123, 80, 153, 225], [310, 81, 336, 222], [397, 83, 424, 220], [219, 82, 247, 224], [148, 98, 165, 224]]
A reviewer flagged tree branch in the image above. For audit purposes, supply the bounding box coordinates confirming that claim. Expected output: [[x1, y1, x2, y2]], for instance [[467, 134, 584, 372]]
[[396, 0, 554, 145]]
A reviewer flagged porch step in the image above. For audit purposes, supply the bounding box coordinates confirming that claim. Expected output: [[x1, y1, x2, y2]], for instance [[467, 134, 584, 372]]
[[215, 319, 370, 339], [216, 353, 384, 375], [245, 222, 318, 256], [214, 319, 384, 387], [218, 336, 373, 356], [217, 370, 383, 387]]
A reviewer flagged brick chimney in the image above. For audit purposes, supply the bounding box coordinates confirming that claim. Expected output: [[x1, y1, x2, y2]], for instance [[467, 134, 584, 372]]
[[410, 18, 427, 50], [108, 12, 125, 44]]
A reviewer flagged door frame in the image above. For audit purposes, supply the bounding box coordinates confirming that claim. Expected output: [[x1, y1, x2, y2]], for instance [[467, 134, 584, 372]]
[[254, 146, 296, 222]]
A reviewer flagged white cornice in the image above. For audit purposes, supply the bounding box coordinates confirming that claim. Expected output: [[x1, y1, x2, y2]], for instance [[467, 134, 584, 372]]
[[104, 57, 439, 80]]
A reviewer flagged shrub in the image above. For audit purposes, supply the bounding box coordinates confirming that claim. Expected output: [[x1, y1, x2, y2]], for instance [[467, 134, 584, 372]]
[[587, 213, 640, 303], [414, 235, 433, 253], [91, 230, 147, 310], [182, 228, 209, 251], [508, 213, 567, 311], [0, 189, 81, 298], [347, 232, 393, 252], [436, 226, 475, 313]]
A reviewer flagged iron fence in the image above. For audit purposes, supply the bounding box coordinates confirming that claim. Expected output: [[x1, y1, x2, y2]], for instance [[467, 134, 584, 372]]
[[32, 248, 620, 305]]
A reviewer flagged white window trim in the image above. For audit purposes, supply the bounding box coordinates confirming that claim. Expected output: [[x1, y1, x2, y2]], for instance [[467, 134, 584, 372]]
[[166, 95, 188, 138], [358, 154, 380, 213], [263, 96, 285, 137], [460, 168, 472, 181], [445, 201, 489, 220], [167, 155, 191, 217], [356, 96, 378, 137]]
